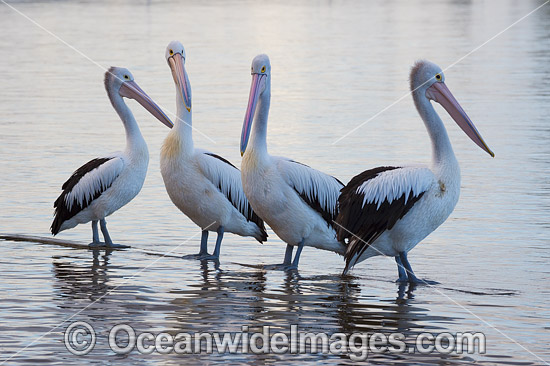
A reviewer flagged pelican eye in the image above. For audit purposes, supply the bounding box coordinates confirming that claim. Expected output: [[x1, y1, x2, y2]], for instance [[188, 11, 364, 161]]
[[435, 73, 442, 81], [169, 49, 174, 55], [124, 75, 129, 80], [261, 66, 266, 73]]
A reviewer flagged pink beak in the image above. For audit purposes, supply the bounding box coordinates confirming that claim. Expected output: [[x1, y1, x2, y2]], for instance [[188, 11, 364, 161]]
[[427, 82, 494, 157], [119, 80, 173, 128], [240, 73, 266, 156], [168, 53, 192, 113]]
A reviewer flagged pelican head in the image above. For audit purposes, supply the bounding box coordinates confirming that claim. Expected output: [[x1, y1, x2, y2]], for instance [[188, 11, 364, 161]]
[[104, 67, 173, 128], [240, 54, 271, 156], [410, 60, 494, 157], [165, 40, 191, 113]]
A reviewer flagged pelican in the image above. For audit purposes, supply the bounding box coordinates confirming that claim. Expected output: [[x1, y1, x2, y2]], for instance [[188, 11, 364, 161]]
[[160, 41, 267, 260], [335, 60, 494, 282], [240, 54, 346, 270], [51, 67, 173, 247]]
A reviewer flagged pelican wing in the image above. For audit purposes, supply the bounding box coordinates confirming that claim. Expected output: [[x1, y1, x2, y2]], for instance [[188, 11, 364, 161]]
[[276, 158, 344, 229], [336, 166, 435, 272], [51, 156, 124, 234], [197, 150, 267, 242]]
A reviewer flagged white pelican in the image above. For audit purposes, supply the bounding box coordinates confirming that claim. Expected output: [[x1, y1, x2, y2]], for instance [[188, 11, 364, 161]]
[[51, 67, 173, 248], [336, 60, 494, 282], [160, 41, 267, 260], [240, 54, 346, 270]]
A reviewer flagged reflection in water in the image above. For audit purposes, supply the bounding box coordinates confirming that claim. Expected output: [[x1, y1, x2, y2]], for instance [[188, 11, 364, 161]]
[[42, 251, 526, 364], [50, 250, 174, 361], [162, 265, 474, 364], [52, 250, 113, 303], [397, 282, 417, 302]]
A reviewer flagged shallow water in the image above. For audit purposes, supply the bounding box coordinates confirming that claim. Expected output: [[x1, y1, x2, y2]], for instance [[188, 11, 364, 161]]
[[1, 0, 549, 364]]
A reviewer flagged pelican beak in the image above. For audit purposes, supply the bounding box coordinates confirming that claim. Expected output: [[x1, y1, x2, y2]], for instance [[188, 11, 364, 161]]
[[427, 82, 494, 157], [241, 73, 266, 156], [119, 80, 173, 128], [168, 53, 191, 113]]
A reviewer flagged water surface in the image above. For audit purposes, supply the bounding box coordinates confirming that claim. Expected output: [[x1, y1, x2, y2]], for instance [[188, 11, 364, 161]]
[[1, 0, 549, 364]]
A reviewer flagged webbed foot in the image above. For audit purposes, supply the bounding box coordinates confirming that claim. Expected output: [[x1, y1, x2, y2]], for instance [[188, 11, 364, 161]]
[[263, 263, 293, 271], [88, 242, 130, 249], [408, 276, 439, 286], [182, 253, 209, 260]]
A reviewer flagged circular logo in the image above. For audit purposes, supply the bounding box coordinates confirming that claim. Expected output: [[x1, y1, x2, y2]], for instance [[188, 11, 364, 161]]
[[64, 321, 96, 355]]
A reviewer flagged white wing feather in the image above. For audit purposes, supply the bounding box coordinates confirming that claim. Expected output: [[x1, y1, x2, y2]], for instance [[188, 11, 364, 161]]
[[64, 157, 124, 211], [276, 157, 343, 218], [196, 150, 249, 215], [356, 166, 435, 209]]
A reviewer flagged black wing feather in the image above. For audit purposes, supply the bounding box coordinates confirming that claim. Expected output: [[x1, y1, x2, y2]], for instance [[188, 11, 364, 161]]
[[203, 152, 267, 243], [293, 188, 341, 230], [289, 160, 344, 230], [205, 152, 237, 169], [51, 157, 114, 235], [335, 166, 425, 272]]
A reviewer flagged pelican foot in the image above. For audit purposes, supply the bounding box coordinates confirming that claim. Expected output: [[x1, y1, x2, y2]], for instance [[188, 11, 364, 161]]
[[396, 252, 436, 285], [182, 253, 209, 260], [408, 276, 439, 286], [284, 264, 299, 271], [262, 263, 289, 270], [262, 263, 298, 271], [198, 254, 220, 261], [88, 242, 130, 249]]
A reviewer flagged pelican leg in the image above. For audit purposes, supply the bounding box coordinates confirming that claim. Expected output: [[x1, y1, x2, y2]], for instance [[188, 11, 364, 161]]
[[100, 219, 113, 245], [95, 218, 129, 249], [200, 230, 209, 256], [395, 256, 408, 283], [182, 230, 210, 259], [287, 239, 305, 270], [90, 220, 100, 244], [263, 244, 294, 270], [283, 244, 294, 265], [212, 226, 224, 258], [88, 220, 117, 248], [199, 226, 224, 261], [398, 252, 438, 285]]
